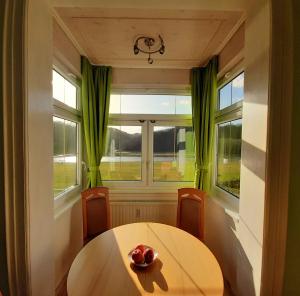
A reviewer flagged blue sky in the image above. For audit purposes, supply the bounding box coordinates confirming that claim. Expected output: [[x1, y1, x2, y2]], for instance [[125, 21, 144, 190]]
[[109, 94, 192, 114]]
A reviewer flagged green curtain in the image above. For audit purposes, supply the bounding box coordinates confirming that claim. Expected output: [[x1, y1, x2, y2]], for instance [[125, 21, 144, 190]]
[[191, 57, 218, 191], [81, 56, 112, 187]]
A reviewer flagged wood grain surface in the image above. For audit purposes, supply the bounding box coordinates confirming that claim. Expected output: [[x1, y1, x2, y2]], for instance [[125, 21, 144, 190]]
[[67, 223, 223, 295]]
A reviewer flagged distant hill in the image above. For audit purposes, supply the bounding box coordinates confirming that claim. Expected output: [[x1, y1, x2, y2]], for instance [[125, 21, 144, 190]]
[[106, 127, 194, 154], [107, 128, 141, 152]]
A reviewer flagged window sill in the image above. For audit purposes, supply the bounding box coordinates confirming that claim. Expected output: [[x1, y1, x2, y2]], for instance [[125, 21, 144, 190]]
[[54, 185, 82, 219], [103, 183, 193, 195], [103, 178, 193, 188], [107, 187, 179, 202], [209, 186, 239, 222]]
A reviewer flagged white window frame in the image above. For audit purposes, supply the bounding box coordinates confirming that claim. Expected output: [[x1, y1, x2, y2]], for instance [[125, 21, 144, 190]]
[[213, 66, 244, 201], [102, 106, 194, 191], [52, 67, 82, 201], [148, 118, 194, 188], [102, 118, 147, 188]]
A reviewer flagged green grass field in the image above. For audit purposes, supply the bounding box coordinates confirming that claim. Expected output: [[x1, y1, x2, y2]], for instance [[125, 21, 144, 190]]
[[53, 162, 77, 196], [100, 158, 195, 182], [217, 159, 241, 197], [53, 158, 241, 197]]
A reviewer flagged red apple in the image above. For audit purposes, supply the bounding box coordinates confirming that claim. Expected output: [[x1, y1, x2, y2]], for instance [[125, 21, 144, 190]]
[[135, 244, 145, 253], [131, 248, 144, 264], [144, 248, 154, 264]]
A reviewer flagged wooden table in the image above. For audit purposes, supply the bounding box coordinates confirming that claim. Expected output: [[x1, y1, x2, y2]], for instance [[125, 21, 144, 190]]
[[67, 223, 223, 296]]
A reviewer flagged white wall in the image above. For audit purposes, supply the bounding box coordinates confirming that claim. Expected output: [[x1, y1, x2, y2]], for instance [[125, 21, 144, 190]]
[[205, 197, 240, 294], [26, 0, 55, 294], [54, 197, 83, 288], [237, 1, 270, 294], [219, 22, 245, 73], [53, 18, 81, 77], [112, 68, 190, 92]]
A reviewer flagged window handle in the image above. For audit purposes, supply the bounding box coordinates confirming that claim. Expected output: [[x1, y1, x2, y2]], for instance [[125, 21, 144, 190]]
[[82, 161, 87, 171], [150, 120, 156, 123], [139, 120, 145, 123]]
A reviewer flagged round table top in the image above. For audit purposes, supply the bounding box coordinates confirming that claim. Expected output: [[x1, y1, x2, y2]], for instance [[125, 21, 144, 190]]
[[67, 223, 223, 296]]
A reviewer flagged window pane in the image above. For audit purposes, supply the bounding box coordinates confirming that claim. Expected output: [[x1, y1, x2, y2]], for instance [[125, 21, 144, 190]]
[[53, 157, 77, 196], [109, 94, 192, 115], [219, 83, 232, 110], [64, 156, 77, 188], [53, 156, 65, 196], [232, 73, 244, 104], [122, 95, 175, 114], [53, 70, 65, 103], [53, 117, 64, 156], [100, 126, 142, 181], [153, 126, 195, 182], [218, 72, 244, 110], [109, 94, 121, 113], [217, 119, 242, 197], [65, 120, 77, 155], [52, 70, 77, 109], [65, 80, 77, 109], [175, 96, 192, 114], [53, 117, 78, 197]]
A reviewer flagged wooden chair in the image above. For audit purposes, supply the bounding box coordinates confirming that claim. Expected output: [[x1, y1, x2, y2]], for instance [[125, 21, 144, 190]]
[[81, 187, 111, 244], [177, 188, 206, 241]]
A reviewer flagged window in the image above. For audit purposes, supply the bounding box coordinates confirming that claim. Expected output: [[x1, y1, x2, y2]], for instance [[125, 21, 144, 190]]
[[53, 117, 78, 196], [152, 125, 194, 182], [52, 69, 81, 198], [101, 124, 143, 181], [100, 94, 195, 188], [110, 94, 192, 115], [215, 72, 244, 198], [218, 72, 244, 110], [52, 70, 77, 109]]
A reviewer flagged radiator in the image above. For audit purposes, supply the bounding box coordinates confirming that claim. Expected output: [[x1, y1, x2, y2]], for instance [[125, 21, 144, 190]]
[[110, 201, 177, 228]]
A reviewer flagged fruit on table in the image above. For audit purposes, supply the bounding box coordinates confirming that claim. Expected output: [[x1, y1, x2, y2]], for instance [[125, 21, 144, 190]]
[[131, 248, 144, 264], [144, 248, 154, 264], [135, 244, 146, 253]]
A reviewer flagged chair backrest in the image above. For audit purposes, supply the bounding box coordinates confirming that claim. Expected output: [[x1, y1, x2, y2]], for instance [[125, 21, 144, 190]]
[[81, 187, 111, 243], [177, 188, 206, 241]]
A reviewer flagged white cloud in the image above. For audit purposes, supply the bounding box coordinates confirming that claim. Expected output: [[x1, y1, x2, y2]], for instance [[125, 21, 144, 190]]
[[178, 99, 189, 105]]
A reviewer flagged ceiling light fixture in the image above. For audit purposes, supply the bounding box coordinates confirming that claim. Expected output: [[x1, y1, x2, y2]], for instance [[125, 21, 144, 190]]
[[133, 35, 165, 64]]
